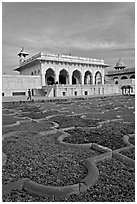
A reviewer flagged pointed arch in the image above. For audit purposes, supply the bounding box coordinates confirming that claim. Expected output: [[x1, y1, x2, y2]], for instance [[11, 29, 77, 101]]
[[72, 70, 82, 85], [45, 68, 55, 85], [130, 75, 135, 79], [84, 70, 93, 84], [121, 76, 128, 80], [59, 69, 69, 84], [95, 71, 102, 84]]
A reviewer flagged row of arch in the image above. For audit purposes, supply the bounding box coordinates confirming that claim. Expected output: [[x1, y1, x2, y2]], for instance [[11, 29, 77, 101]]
[[45, 68, 102, 85], [113, 75, 135, 84]]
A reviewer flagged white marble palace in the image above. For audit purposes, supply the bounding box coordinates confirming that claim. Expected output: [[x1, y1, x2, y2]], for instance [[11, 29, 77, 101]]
[[2, 47, 135, 98], [15, 47, 108, 86]]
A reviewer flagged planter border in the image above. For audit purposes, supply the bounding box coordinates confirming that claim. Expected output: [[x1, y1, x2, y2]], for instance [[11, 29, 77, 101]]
[[123, 134, 135, 146], [112, 151, 135, 168]]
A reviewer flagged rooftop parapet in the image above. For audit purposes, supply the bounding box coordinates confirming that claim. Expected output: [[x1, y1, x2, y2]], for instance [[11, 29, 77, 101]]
[[21, 52, 107, 67]]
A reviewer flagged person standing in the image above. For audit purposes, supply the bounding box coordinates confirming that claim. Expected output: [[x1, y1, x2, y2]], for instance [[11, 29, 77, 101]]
[[27, 89, 31, 100]]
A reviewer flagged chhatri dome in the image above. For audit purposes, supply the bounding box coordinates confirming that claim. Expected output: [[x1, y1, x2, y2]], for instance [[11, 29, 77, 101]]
[[114, 58, 126, 70], [18, 46, 29, 58], [18, 46, 29, 66]]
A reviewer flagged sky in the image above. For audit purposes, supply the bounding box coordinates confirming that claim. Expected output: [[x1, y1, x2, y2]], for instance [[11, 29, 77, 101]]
[[2, 2, 135, 75]]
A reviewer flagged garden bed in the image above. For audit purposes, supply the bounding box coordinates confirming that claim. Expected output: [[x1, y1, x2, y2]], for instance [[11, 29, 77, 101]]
[[67, 158, 135, 202], [20, 112, 47, 119], [2, 109, 15, 115], [128, 137, 135, 145], [2, 115, 20, 126], [2, 131, 98, 188], [2, 102, 22, 110], [120, 148, 135, 160], [50, 115, 100, 128], [3, 158, 135, 202], [85, 111, 119, 121], [20, 105, 41, 113], [121, 115, 135, 123], [20, 109, 66, 119], [2, 95, 135, 202], [2, 120, 54, 134], [64, 122, 135, 150]]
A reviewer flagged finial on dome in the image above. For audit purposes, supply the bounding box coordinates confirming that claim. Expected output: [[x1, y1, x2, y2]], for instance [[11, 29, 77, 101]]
[[21, 46, 24, 52]]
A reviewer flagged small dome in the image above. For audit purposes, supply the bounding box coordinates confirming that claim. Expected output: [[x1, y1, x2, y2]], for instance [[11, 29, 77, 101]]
[[115, 58, 126, 68], [18, 46, 29, 57]]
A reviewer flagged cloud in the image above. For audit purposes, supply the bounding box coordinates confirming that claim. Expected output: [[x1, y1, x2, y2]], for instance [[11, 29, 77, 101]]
[[2, 2, 135, 74], [20, 32, 134, 52]]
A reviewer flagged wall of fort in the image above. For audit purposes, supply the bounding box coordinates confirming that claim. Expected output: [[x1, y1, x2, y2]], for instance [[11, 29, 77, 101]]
[[2, 75, 41, 97], [108, 74, 135, 84]]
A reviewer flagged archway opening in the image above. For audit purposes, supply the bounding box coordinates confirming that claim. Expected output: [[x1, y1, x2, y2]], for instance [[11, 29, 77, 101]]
[[130, 75, 135, 79], [113, 77, 119, 84], [121, 76, 128, 80], [121, 85, 132, 95], [59, 69, 69, 84], [47, 76, 55, 85], [72, 76, 77, 84], [59, 75, 66, 84], [45, 68, 55, 85], [95, 71, 102, 84], [72, 70, 82, 85], [84, 71, 92, 84], [115, 81, 118, 84]]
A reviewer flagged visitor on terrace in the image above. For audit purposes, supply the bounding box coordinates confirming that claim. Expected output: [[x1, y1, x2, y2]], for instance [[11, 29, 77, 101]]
[[27, 89, 31, 100]]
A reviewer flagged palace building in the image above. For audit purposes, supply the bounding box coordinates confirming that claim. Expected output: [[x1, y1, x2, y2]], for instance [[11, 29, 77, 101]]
[[14, 47, 108, 86], [2, 47, 135, 99]]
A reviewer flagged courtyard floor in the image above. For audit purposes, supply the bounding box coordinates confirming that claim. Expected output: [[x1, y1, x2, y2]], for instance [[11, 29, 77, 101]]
[[2, 95, 135, 202]]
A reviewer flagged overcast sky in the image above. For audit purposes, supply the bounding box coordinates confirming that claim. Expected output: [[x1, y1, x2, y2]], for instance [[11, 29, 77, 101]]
[[2, 2, 135, 74]]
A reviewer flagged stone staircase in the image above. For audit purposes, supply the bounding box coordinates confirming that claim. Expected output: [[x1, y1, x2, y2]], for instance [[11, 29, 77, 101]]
[[34, 86, 54, 97]]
